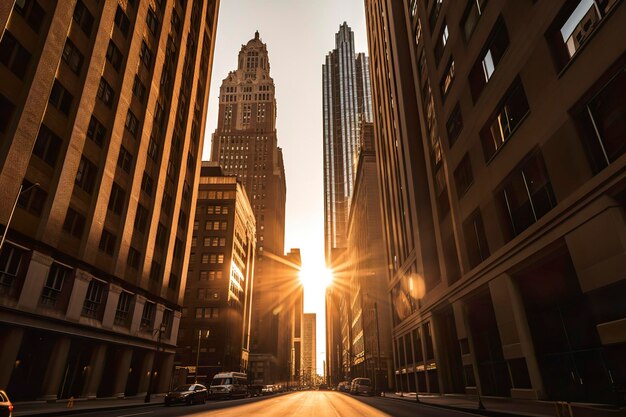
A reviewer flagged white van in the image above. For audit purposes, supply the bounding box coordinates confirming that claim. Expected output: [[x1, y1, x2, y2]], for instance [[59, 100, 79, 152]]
[[209, 372, 249, 399]]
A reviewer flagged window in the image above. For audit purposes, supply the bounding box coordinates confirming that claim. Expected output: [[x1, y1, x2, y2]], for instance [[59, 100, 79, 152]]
[[115, 291, 133, 326], [14, 0, 45, 33], [97, 77, 114, 107], [0, 93, 15, 133], [440, 57, 455, 98], [86, 116, 106, 147], [82, 279, 104, 318], [162, 309, 173, 335], [146, 7, 159, 35], [32, 125, 61, 167], [454, 154, 473, 198], [575, 63, 626, 172], [156, 223, 167, 249], [108, 182, 125, 214], [461, 0, 487, 41], [16, 179, 46, 215], [99, 229, 117, 255], [61, 38, 83, 74], [497, 152, 556, 239], [117, 145, 133, 173], [75, 156, 97, 194], [132, 75, 146, 102], [469, 17, 509, 101], [168, 273, 178, 290], [547, 0, 619, 71], [149, 261, 162, 282], [480, 79, 530, 161], [0, 31, 32, 79], [106, 40, 123, 72], [221, 221, 227, 230], [62, 207, 85, 238], [199, 271, 207, 281], [217, 254, 224, 264], [134, 204, 148, 233], [209, 254, 216, 264], [73, 0, 94, 36], [207, 205, 214, 214], [141, 302, 155, 329], [114, 5, 130, 37], [148, 136, 159, 161], [49, 80, 73, 115], [446, 102, 463, 147], [40, 263, 70, 307], [141, 172, 153, 196], [201, 253, 209, 264], [127, 247, 141, 269], [140, 40, 152, 69], [125, 110, 139, 137], [195, 307, 219, 318], [434, 22, 449, 65], [429, 0, 443, 32], [0, 243, 25, 292]]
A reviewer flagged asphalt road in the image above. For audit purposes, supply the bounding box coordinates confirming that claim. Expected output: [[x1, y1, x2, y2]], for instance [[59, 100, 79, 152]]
[[71, 391, 479, 417]]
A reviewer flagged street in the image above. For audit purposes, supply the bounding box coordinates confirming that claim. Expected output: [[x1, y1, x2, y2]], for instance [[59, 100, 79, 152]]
[[69, 392, 479, 417]]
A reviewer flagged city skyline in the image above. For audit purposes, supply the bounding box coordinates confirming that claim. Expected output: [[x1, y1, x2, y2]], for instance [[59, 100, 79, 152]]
[[201, 0, 369, 374]]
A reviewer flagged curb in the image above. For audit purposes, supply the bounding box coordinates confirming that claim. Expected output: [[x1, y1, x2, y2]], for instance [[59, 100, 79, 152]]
[[14, 401, 163, 417]]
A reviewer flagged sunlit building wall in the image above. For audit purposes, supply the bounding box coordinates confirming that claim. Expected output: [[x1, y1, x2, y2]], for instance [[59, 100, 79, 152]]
[[365, 0, 626, 404], [210, 31, 289, 384], [175, 163, 255, 383], [0, 0, 219, 400], [345, 122, 393, 391], [302, 313, 316, 385]]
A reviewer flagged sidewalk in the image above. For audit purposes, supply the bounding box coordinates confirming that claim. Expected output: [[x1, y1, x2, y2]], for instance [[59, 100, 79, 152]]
[[13, 394, 164, 417], [384, 392, 626, 417]]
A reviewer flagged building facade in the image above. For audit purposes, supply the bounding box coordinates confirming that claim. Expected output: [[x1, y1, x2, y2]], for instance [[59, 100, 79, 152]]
[[0, 0, 219, 401], [365, 0, 626, 404], [345, 122, 393, 392], [209, 31, 292, 384], [302, 313, 316, 386], [175, 162, 255, 383], [323, 22, 373, 389]]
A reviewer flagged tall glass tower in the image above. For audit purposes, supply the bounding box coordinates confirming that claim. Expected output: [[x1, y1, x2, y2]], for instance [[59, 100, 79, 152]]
[[322, 22, 372, 265]]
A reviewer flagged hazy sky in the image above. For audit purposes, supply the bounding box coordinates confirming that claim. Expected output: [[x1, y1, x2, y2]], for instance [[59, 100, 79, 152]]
[[201, 0, 369, 373]]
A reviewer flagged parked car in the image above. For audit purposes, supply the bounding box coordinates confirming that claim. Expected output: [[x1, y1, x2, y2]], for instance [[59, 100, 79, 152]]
[[318, 384, 329, 390], [164, 384, 208, 406], [261, 384, 275, 395], [350, 378, 373, 396], [209, 372, 249, 399], [249, 384, 264, 397], [337, 381, 351, 392], [0, 391, 13, 417]]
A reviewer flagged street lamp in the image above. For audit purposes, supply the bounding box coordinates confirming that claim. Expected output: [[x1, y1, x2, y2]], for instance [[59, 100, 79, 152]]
[[0, 182, 39, 253], [145, 322, 167, 403], [195, 329, 210, 383]]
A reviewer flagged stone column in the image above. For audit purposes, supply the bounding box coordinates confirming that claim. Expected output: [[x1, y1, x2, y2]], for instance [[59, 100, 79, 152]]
[[157, 353, 175, 393], [136, 350, 155, 396], [452, 299, 481, 395], [65, 269, 92, 321], [167, 310, 181, 345], [489, 274, 544, 399], [17, 251, 53, 310], [130, 295, 147, 334], [39, 337, 71, 401], [82, 343, 107, 399], [0, 327, 24, 389], [112, 348, 133, 398], [153, 303, 166, 339], [102, 284, 123, 329]]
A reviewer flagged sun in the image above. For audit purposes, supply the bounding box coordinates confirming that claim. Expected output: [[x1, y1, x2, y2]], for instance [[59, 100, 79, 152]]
[[299, 265, 333, 293]]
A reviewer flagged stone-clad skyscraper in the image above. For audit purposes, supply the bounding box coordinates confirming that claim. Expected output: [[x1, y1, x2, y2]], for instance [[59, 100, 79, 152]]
[[210, 32, 298, 384], [0, 0, 219, 401], [322, 22, 372, 264]]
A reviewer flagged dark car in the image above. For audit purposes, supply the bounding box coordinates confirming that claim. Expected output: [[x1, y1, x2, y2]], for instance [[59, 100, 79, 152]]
[[318, 384, 329, 390], [0, 391, 13, 417], [164, 384, 208, 406]]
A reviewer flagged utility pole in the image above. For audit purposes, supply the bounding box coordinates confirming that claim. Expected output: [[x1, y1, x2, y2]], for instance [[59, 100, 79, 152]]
[[195, 329, 209, 383], [145, 322, 166, 403], [0, 183, 39, 252]]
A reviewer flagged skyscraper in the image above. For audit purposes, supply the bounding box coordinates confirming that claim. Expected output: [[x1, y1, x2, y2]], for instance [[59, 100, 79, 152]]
[[365, 0, 625, 405], [0, 0, 219, 400], [175, 162, 255, 383], [323, 21, 372, 388], [210, 31, 296, 384], [302, 313, 316, 385], [322, 22, 372, 264]]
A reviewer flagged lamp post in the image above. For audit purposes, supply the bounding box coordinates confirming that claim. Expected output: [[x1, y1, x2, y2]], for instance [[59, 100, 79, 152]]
[[0, 182, 39, 253], [195, 329, 209, 383], [145, 322, 167, 403]]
